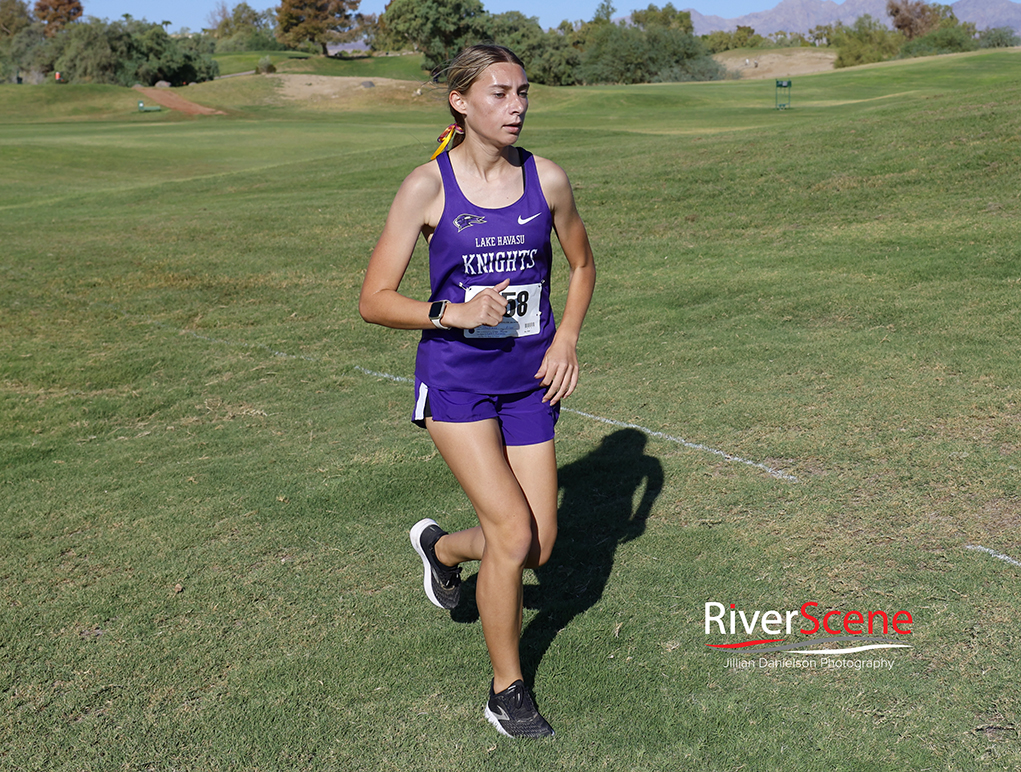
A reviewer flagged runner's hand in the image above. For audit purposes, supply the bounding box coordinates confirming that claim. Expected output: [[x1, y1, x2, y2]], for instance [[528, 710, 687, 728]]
[[442, 279, 510, 329], [535, 333, 579, 405]]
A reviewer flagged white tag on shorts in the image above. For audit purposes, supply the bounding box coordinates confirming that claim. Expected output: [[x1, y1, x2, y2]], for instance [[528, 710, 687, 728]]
[[463, 282, 542, 339]]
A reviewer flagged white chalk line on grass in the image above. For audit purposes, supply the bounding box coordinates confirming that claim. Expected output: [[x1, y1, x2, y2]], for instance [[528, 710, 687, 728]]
[[965, 544, 1021, 568], [354, 366, 411, 383], [95, 307, 798, 483], [355, 366, 799, 483], [562, 408, 799, 482]]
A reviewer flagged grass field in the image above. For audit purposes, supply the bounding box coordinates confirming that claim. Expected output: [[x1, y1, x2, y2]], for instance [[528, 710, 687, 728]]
[[2, 49, 1020, 770], [214, 50, 318, 76]]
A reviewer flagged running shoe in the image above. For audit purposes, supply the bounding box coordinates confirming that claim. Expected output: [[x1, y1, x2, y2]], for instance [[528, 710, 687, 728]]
[[484, 680, 555, 739], [410, 518, 461, 609]]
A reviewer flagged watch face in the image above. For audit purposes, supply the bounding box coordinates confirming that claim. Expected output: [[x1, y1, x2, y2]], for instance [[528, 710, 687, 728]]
[[430, 302, 444, 320]]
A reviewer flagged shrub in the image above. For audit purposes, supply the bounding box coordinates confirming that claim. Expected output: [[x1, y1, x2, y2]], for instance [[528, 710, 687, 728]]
[[524, 29, 580, 86], [14, 17, 220, 85], [654, 55, 727, 82], [977, 27, 1020, 48], [579, 22, 714, 84], [833, 15, 903, 68], [899, 25, 978, 57]]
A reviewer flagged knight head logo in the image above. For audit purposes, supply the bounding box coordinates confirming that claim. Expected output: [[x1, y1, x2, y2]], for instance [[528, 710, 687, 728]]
[[453, 213, 486, 232]]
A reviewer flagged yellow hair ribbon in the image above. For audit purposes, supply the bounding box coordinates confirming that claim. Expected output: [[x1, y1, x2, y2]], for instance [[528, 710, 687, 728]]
[[430, 123, 463, 160]]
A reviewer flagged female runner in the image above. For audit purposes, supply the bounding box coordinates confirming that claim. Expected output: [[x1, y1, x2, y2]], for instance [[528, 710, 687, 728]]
[[359, 44, 595, 739]]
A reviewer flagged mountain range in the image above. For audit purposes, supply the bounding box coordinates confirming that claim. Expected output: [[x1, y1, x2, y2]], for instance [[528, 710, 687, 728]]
[[686, 0, 1021, 34]]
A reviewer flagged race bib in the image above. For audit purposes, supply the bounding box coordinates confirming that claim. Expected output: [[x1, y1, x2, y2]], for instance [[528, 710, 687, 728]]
[[463, 283, 542, 339]]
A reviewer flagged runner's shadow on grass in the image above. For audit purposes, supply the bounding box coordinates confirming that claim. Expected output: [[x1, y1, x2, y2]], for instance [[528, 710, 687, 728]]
[[451, 429, 663, 687]]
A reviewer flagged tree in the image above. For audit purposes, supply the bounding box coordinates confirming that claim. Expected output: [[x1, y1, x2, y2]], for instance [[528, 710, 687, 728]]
[[49, 18, 130, 83], [206, 1, 230, 34], [702, 25, 764, 53], [832, 14, 902, 67], [208, 1, 266, 39], [131, 18, 219, 84], [487, 11, 543, 63], [769, 29, 810, 47], [379, 0, 487, 71], [593, 1, 615, 23], [208, 1, 282, 52], [899, 23, 977, 56], [886, 0, 940, 40], [578, 24, 653, 84], [978, 26, 1020, 48], [888, 0, 980, 58], [929, 3, 965, 30], [2, 20, 45, 78], [731, 25, 761, 48], [808, 23, 838, 46], [631, 3, 693, 35], [33, 0, 80, 37], [647, 24, 724, 81], [529, 27, 580, 86], [0, 0, 32, 38], [276, 0, 361, 56], [578, 20, 718, 84], [11, 16, 217, 85], [363, 12, 419, 53], [359, 13, 386, 50], [702, 29, 732, 53], [482, 10, 579, 86]]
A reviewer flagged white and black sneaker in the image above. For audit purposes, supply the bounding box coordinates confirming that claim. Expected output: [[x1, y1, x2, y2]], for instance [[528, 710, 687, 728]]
[[485, 680, 555, 739], [410, 518, 462, 610]]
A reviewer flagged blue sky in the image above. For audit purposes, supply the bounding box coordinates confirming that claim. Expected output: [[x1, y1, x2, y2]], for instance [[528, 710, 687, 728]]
[[79, 0, 783, 34]]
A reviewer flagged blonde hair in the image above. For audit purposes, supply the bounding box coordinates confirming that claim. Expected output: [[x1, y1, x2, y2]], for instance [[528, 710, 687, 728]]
[[443, 44, 525, 151]]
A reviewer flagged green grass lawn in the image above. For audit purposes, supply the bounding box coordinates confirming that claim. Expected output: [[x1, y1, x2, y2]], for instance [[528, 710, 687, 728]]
[[213, 50, 318, 76], [274, 52, 428, 80], [2, 50, 1020, 770]]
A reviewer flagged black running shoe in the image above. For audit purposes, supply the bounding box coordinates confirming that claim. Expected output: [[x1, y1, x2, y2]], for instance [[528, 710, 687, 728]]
[[485, 680, 555, 739], [410, 518, 461, 609]]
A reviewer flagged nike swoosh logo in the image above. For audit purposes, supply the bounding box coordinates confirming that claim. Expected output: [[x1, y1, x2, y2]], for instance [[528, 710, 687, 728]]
[[517, 213, 541, 225]]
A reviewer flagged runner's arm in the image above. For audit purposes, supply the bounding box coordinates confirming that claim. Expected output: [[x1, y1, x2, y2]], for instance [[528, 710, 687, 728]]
[[360, 166, 510, 331], [534, 159, 596, 404], [359, 166, 439, 330]]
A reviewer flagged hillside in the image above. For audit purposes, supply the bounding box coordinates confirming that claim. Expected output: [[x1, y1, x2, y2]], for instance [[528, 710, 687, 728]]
[[714, 47, 839, 78], [687, 0, 1021, 34]]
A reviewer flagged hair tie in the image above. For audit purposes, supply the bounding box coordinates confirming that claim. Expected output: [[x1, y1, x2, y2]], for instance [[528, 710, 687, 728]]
[[430, 123, 464, 160]]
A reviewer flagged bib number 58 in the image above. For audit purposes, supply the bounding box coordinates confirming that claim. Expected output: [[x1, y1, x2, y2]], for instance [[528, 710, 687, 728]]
[[502, 290, 529, 319], [463, 282, 542, 339]]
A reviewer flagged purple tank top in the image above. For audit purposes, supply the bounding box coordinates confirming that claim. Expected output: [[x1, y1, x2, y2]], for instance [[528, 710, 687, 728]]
[[415, 148, 556, 394]]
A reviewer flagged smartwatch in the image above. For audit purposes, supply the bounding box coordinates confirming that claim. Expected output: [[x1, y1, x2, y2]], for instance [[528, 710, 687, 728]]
[[429, 300, 451, 330]]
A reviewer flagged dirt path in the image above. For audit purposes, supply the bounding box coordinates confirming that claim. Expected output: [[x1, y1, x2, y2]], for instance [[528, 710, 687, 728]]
[[266, 74, 425, 108], [132, 85, 227, 116], [714, 49, 838, 80]]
